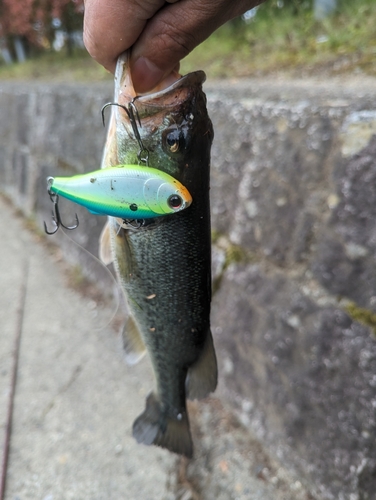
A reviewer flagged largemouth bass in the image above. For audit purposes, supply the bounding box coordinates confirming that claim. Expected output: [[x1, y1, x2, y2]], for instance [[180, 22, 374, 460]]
[[47, 165, 192, 219], [100, 53, 217, 458]]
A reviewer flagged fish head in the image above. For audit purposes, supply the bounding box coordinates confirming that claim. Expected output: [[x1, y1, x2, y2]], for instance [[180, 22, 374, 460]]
[[108, 53, 213, 200]]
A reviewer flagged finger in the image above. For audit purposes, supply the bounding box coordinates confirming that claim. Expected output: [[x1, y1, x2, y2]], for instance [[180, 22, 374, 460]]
[[131, 0, 263, 93], [83, 0, 165, 73]]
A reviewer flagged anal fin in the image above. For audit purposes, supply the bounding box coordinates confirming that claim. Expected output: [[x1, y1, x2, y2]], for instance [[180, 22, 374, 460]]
[[122, 315, 146, 365], [186, 330, 218, 400], [132, 393, 193, 459]]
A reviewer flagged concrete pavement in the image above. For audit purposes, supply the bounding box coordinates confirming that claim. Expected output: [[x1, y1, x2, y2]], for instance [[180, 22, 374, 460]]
[[0, 196, 309, 500], [0, 196, 176, 500]]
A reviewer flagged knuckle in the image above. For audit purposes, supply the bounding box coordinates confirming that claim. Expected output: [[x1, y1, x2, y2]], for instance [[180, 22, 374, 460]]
[[157, 19, 198, 58], [83, 26, 98, 58]]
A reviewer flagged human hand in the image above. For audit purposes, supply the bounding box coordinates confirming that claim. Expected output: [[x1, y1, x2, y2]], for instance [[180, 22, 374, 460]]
[[83, 0, 264, 94]]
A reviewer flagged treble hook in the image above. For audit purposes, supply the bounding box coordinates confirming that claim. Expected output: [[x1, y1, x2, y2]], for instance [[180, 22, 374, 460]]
[[124, 218, 145, 230], [129, 98, 149, 165], [44, 186, 79, 235], [101, 100, 149, 165]]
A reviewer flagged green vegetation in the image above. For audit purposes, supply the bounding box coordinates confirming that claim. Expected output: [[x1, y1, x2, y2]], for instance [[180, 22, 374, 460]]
[[0, 49, 111, 82], [0, 0, 375, 81], [345, 302, 376, 336], [212, 232, 256, 295], [182, 0, 376, 78]]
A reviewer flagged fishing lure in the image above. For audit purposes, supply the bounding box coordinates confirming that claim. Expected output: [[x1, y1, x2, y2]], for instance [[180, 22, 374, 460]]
[[47, 164, 192, 221]]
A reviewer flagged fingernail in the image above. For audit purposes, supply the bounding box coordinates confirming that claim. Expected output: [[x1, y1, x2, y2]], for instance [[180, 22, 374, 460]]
[[131, 56, 165, 94]]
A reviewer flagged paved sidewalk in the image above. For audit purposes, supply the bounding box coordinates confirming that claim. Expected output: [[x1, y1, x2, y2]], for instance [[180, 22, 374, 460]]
[[0, 197, 310, 500], [0, 197, 176, 500]]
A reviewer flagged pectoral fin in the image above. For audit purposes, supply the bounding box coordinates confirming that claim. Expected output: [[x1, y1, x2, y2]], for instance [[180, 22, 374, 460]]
[[111, 223, 134, 282], [99, 221, 114, 265], [122, 315, 146, 365], [186, 330, 218, 400]]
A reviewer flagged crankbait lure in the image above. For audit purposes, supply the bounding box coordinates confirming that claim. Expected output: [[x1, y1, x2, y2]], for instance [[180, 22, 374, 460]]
[[47, 164, 192, 220]]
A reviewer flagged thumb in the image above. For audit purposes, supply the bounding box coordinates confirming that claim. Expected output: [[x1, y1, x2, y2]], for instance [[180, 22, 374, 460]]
[[131, 0, 258, 94]]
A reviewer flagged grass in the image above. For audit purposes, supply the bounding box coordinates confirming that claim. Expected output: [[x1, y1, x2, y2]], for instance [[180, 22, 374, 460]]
[[183, 0, 376, 79], [0, 0, 375, 82], [0, 49, 111, 82]]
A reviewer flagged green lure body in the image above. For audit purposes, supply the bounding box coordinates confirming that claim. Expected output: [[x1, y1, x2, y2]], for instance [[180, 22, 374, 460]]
[[48, 165, 192, 219]]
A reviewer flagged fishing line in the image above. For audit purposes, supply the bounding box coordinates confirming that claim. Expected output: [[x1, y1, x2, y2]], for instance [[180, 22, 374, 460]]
[[60, 227, 124, 332]]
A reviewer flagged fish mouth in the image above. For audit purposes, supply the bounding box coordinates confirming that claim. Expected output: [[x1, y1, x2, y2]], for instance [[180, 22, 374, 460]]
[[114, 52, 206, 119]]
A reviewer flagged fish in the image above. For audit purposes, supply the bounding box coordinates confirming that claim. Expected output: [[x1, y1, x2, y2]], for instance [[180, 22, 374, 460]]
[[47, 165, 192, 220], [100, 53, 217, 458]]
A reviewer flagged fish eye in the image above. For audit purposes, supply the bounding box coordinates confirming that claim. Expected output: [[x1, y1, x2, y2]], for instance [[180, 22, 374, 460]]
[[168, 195, 182, 210], [163, 128, 183, 154], [167, 135, 179, 153]]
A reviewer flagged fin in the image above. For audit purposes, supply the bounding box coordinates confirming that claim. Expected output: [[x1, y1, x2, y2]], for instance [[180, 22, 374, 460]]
[[122, 315, 146, 365], [132, 393, 193, 459], [101, 220, 134, 282], [99, 221, 114, 265], [186, 330, 218, 400], [111, 223, 134, 282]]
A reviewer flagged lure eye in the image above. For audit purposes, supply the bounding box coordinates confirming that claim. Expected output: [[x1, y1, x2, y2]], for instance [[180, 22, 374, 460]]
[[168, 195, 183, 210], [129, 203, 138, 212]]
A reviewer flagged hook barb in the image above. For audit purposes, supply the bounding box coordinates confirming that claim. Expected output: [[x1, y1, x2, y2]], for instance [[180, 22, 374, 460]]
[[100, 101, 149, 165], [101, 102, 130, 127], [44, 192, 79, 235], [44, 214, 59, 235]]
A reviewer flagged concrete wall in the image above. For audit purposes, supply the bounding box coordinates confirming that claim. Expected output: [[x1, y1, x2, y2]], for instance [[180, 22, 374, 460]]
[[1, 78, 376, 499]]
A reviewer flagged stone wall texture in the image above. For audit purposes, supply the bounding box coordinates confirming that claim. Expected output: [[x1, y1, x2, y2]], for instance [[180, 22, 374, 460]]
[[1, 78, 376, 500]]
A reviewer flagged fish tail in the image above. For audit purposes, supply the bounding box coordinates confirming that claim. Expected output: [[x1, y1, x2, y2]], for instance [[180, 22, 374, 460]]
[[132, 393, 193, 459], [186, 329, 218, 400]]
